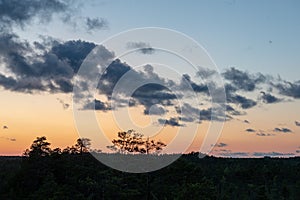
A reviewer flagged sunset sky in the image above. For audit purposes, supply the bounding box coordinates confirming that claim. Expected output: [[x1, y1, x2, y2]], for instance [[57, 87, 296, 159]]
[[1, 0, 300, 157]]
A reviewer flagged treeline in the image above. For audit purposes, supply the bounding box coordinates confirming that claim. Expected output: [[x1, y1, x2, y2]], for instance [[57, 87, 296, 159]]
[[23, 136, 93, 157], [0, 136, 300, 199]]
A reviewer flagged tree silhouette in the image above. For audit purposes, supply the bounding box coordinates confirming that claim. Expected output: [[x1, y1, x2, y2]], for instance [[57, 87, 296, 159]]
[[24, 136, 52, 157], [107, 130, 144, 153], [75, 138, 91, 154], [142, 137, 166, 154], [107, 130, 166, 154], [62, 138, 91, 154]]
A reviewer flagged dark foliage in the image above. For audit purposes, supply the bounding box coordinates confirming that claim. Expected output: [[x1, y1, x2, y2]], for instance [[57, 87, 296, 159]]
[[1, 138, 300, 199]]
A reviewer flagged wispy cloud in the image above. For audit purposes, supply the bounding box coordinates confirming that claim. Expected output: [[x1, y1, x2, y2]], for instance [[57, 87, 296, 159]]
[[252, 152, 295, 157], [57, 98, 70, 110], [256, 132, 275, 137], [86, 17, 108, 31], [273, 127, 292, 133], [0, 136, 16, 142], [215, 142, 228, 148], [126, 41, 155, 54], [158, 117, 184, 127]]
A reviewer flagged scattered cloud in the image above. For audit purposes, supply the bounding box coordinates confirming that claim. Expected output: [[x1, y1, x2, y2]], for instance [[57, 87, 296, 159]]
[[243, 120, 250, 124], [215, 142, 228, 147], [0, 0, 72, 30], [223, 67, 265, 92], [273, 81, 300, 98], [1, 6, 300, 129], [226, 104, 245, 116], [196, 68, 217, 79], [86, 17, 108, 31], [126, 41, 155, 54], [245, 128, 255, 132], [57, 98, 70, 110], [180, 74, 208, 93], [0, 38, 98, 93], [3, 125, 8, 129], [295, 121, 300, 126], [252, 152, 295, 157], [83, 99, 111, 111], [144, 104, 166, 115], [218, 151, 250, 157], [256, 132, 275, 137], [273, 127, 292, 133], [0, 136, 16, 142], [217, 151, 295, 157], [227, 94, 257, 109], [260, 91, 281, 104], [176, 103, 226, 123], [158, 117, 184, 127]]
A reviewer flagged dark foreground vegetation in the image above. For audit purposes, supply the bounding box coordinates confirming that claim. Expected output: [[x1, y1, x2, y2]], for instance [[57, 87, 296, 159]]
[[1, 137, 300, 199]]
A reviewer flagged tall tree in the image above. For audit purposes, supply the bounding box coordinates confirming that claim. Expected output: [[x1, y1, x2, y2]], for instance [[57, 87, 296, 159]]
[[108, 130, 144, 153], [107, 130, 166, 154], [24, 136, 52, 157], [143, 137, 166, 154], [75, 138, 91, 154]]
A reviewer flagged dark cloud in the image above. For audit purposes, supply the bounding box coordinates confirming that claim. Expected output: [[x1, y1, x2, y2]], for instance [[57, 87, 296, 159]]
[[85, 61, 177, 113], [126, 42, 155, 54], [176, 103, 200, 123], [252, 152, 295, 157], [219, 151, 250, 157], [215, 142, 228, 147], [132, 84, 176, 115], [57, 98, 70, 109], [121, 65, 178, 113], [176, 103, 226, 123], [256, 132, 275, 137], [273, 127, 292, 133], [245, 128, 255, 132], [181, 74, 208, 93], [295, 121, 300, 126], [217, 151, 294, 158], [0, 37, 99, 93], [83, 99, 111, 111], [86, 17, 108, 31], [3, 126, 8, 129], [200, 108, 226, 121], [260, 91, 281, 104], [227, 94, 257, 109], [0, 0, 108, 33], [0, 0, 111, 95], [0, 0, 70, 30], [226, 104, 245, 116], [223, 67, 266, 92], [158, 117, 184, 127], [273, 81, 300, 98], [244, 120, 250, 124], [143, 104, 166, 115], [50, 40, 97, 73], [97, 59, 131, 96], [196, 68, 217, 79]]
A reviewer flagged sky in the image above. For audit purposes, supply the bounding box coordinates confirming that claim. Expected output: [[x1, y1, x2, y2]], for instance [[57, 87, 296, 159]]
[[0, 0, 300, 157]]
